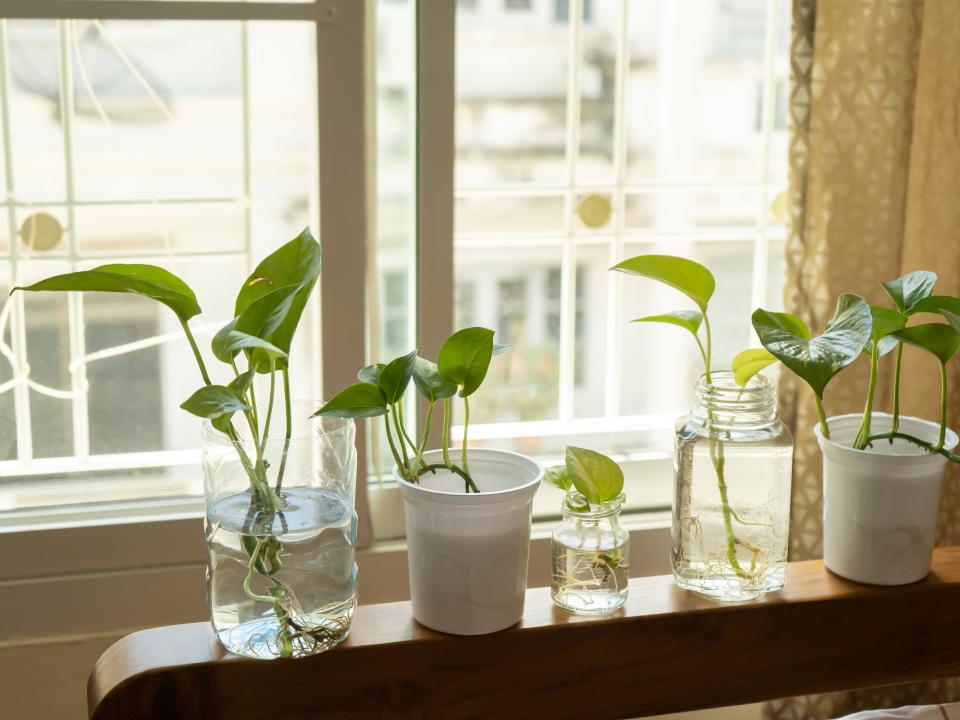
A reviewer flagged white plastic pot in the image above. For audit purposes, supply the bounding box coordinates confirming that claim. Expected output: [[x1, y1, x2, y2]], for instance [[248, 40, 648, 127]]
[[816, 413, 958, 585], [395, 448, 543, 635]]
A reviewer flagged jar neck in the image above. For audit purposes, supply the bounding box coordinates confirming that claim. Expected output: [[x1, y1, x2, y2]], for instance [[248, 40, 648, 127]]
[[690, 371, 778, 433], [561, 494, 625, 522]]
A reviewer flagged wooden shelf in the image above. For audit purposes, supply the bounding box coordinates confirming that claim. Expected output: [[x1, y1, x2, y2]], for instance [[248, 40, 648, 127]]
[[89, 547, 960, 720]]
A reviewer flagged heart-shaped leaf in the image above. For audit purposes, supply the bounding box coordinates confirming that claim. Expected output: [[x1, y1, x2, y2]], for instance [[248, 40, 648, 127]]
[[212, 330, 287, 364], [732, 348, 778, 387], [564, 446, 624, 506], [865, 305, 906, 358], [312, 382, 389, 419], [358, 363, 385, 385], [234, 283, 302, 340], [378, 351, 418, 404], [227, 369, 256, 398], [544, 465, 573, 492], [234, 228, 321, 366], [181, 385, 251, 420], [438, 327, 495, 397], [892, 323, 960, 364], [753, 293, 871, 398], [943, 310, 960, 334], [910, 295, 960, 320], [882, 270, 937, 313], [412, 357, 458, 401], [631, 310, 703, 336], [14, 263, 202, 322], [610, 255, 715, 311]]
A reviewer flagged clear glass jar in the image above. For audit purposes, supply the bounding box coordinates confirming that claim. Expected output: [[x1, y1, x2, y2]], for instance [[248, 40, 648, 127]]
[[203, 406, 357, 659], [551, 493, 629, 614], [673, 371, 793, 602]]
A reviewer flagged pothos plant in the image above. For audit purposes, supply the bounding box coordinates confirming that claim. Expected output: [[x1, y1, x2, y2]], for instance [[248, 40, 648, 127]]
[[313, 327, 508, 493], [735, 270, 960, 461], [609, 254, 758, 580], [13, 229, 323, 658]]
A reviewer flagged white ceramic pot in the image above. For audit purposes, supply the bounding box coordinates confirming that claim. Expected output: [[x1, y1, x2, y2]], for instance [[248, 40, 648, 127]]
[[395, 448, 543, 635], [816, 413, 958, 585]]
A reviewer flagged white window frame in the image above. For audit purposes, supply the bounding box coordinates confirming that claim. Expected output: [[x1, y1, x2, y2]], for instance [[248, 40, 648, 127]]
[[0, 0, 370, 543]]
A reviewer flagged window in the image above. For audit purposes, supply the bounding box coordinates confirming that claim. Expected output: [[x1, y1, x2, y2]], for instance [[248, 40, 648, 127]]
[[447, 0, 790, 513], [0, 4, 368, 518]]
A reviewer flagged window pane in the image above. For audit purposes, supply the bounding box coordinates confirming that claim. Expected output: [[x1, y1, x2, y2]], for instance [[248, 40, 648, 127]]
[[0, 20, 319, 512]]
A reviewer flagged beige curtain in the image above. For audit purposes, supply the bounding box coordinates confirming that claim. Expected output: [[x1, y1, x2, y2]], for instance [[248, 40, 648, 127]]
[[765, 0, 960, 717]]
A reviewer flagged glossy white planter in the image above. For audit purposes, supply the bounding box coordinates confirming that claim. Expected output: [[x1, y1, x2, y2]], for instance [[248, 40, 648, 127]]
[[396, 448, 543, 635], [816, 413, 958, 585]]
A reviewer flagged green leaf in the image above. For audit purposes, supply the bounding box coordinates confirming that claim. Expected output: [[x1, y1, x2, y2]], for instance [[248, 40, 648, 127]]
[[180, 385, 251, 420], [234, 283, 302, 340], [732, 348, 778, 387], [312, 382, 389, 419], [544, 465, 573, 492], [227, 369, 256, 397], [631, 310, 703, 336], [564, 446, 624, 505], [412, 357, 458, 401], [910, 295, 960, 321], [378, 351, 417, 404], [610, 255, 715, 311], [13, 263, 201, 321], [234, 228, 321, 365], [565, 492, 591, 513], [358, 363, 384, 385], [865, 306, 906, 358], [892, 323, 960, 364], [438, 327, 495, 397], [752, 293, 872, 398], [881, 270, 937, 313], [212, 329, 287, 364], [943, 310, 960, 334]]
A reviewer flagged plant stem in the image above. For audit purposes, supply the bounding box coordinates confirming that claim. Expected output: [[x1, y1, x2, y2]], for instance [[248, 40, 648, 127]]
[[411, 400, 434, 475], [891, 342, 903, 435], [708, 435, 749, 579], [383, 412, 404, 475], [442, 398, 452, 467], [866, 431, 960, 463], [179, 318, 212, 385], [853, 340, 879, 450], [391, 403, 410, 472], [259, 365, 276, 457], [702, 314, 713, 383], [815, 395, 830, 439], [418, 462, 479, 493], [396, 398, 417, 453], [274, 367, 292, 494], [938, 360, 948, 451], [462, 395, 471, 476]]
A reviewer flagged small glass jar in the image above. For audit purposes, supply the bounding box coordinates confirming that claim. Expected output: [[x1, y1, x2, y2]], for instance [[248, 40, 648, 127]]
[[673, 371, 793, 602], [551, 493, 629, 614]]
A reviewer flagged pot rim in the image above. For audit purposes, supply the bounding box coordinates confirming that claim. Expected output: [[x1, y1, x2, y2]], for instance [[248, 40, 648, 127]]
[[814, 412, 959, 461], [394, 447, 543, 500]]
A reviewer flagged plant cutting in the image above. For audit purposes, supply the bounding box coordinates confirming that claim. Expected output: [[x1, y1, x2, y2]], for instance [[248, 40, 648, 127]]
[[315, 327, 544, 635], [13, 229, 359, 659], [611, 254, 793, 601], [737, 270, 960, 585], [546, 447, 629, 614]]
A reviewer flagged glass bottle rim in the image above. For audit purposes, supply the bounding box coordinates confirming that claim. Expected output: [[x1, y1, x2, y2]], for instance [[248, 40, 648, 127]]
[[562, 492, 626, 518], [201, 412, 354, 447]]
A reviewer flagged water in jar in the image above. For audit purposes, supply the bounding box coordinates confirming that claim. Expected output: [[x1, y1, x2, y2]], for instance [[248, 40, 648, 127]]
[[552, 515, 629, 614], [206, 487, 357, 659]]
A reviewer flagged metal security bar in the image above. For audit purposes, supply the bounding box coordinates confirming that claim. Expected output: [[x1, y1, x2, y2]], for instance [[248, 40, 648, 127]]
[[439, 0, 788, 443]]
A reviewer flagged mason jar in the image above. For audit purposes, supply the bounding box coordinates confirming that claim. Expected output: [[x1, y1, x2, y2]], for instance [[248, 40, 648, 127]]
[[551, 493, 629, 614], [673, 371, 793, 602], [203, 405, 357, 659]]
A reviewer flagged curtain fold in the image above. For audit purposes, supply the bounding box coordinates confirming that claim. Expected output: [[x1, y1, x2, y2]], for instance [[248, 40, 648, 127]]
[[766, 0, 960, 717]]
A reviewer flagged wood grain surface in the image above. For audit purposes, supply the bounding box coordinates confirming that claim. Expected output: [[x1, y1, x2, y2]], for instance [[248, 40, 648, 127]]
[[88, 547, 960, 719]]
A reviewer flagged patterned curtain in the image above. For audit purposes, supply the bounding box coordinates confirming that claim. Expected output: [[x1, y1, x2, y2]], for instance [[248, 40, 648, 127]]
[[765, 0, 960, 717]]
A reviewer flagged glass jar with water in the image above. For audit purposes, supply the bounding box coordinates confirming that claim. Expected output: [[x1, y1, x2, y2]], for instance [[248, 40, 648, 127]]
[[203, 409, 357, 659], [673, 371, 793, 602], [551, 493, 629, 614]]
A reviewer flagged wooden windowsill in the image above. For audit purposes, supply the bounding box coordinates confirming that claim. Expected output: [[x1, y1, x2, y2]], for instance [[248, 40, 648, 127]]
[[89, 547, 960, 720]]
